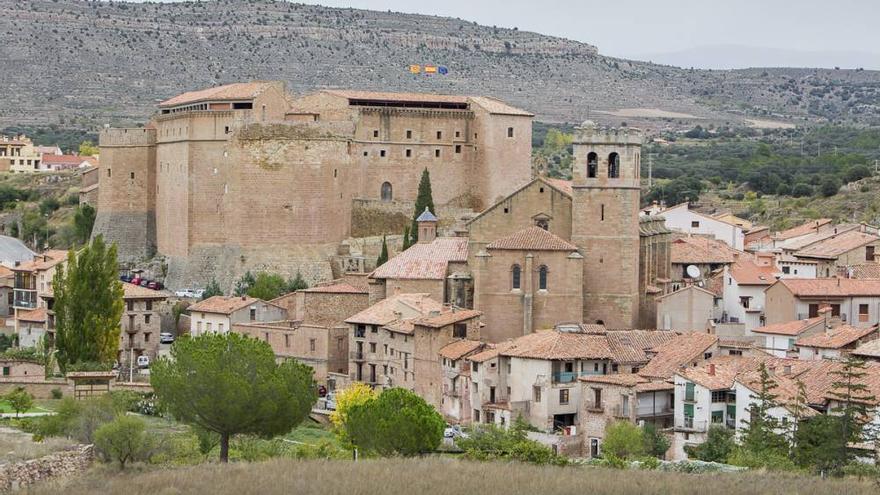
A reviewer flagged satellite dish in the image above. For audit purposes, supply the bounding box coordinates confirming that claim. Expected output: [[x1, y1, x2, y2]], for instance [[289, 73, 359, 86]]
[[686, 265, 701, 279]]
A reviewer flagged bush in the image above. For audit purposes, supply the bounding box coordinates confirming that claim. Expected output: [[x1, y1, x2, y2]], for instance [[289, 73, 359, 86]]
[[820, 176, 842, 197], [5, 386, 34, 417], [641, 423, 671, 459], [685, 425, 734, 463], [602, 421, 644, 460], [345, 388, 444, 457], [727, 447, 797, 471], [457, 418, 567, 466], [791, 183, 814, 197], [94, 415, 154, 470], [50, 388, 63, 400]]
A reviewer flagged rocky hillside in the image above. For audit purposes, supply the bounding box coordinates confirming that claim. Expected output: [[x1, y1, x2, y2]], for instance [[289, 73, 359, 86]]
[[2, 0, 879, 129]]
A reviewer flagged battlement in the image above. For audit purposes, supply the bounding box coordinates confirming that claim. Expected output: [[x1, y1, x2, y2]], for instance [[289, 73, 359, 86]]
[[99, 128, 156, 147], [573, 121, 643, 146]]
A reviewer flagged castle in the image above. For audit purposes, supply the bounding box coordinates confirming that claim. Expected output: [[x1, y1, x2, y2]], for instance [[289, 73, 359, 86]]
[[95, 82, 532, 281]]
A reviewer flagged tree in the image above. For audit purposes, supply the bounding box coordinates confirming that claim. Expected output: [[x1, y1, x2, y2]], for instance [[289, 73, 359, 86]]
[[828, 356, 877, 471], [602, 421, 644, 460], [201, 278, 223, 300], [791, 183, 814, 198], [820, 176, 841, 197], [641, 423, 671, 458], [685, 425, 735, 462], [233, 271, 256, 297], [5, 387, 33, 417], [345, 387, 444, 457], [330, 382, 378, 447], [845, 164, 871, 183], [53, 236, 124, 372], [740, 363, 788, 456], [150, 333, 316, 462], [94, 415, 152, 470], [409, 168, 435, 244], [78, 140, 100, 157], [376, 235, 389, 267], [73, 204, 96, 245], [247, 272, 288, 300], [402, 225, 413, 250], [286, 271, 308, 292], [793, 414, 845, 474]]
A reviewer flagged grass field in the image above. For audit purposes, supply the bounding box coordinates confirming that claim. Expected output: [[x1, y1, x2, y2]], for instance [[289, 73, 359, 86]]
[[27, 458, 880, 495], [0, 400, 52, 415]]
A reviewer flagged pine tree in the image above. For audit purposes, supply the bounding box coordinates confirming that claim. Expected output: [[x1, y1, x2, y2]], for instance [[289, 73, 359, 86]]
[[286, 271, 308, 292], [828, 356, 877, 470], [402, 225, 412, 250], [741, 363, 788, 456], [409, 168, 435, 244], [790, 379, 809, 446], [377, 235, 389, 267], [53, 235, 125, 372], [201, 278, 223, 300]]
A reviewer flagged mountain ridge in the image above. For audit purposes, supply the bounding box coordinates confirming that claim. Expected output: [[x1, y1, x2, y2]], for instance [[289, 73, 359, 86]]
[[2, 0, 879, 129]]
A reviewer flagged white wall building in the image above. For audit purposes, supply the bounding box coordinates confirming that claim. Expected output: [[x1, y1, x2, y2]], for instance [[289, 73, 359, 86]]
[[652, 203, 744, 250], [188, 296, 286, 336]]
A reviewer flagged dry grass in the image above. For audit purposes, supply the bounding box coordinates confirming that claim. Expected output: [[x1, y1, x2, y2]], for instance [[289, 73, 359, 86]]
[[0, 427, 77, 464], [26, 458, 880, 495]]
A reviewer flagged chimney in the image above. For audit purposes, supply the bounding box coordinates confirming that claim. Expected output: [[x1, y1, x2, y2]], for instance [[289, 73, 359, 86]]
[[783, 364, 792, 377], [241, 295, 247, 301], [416, 207, 438, 244], [708, 363, 715, 376]]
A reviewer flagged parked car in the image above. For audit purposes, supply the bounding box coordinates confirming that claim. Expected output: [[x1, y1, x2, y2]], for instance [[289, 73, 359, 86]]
[[139, 279, 150, 287], [174, 288, 204, 298], [159, 332, 175, 344], [324, 392, 336, 411], [147, 281, 164, 290], [444, 424, 469, 439], [131, 277, 142, 286], [136, 355, 150, 368], [120, 274, 133, 283]]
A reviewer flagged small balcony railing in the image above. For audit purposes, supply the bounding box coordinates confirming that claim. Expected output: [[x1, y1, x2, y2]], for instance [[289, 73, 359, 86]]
[[675, 417, 708, 433], [551, 370, 601, 384]]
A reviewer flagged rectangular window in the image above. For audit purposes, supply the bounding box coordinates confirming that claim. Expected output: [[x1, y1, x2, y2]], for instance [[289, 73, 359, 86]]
[[126, 301, 134, 311], [867, 246, 875, 262], [373, 129, 379, 138], [130, 172, 135, 179], [507, 127, 514, 138], [533, 386, 541, 403], [406, 130, 412, 139], [206, 322, 212, 332], [218, 323, 224, 333], [685, 382, 695, 402], [600, 204, 605, 221], [472, 362, 478, 372], [859, 303, 870, 322], [683, 403, 694, 419], [436, 131, 442, 139], [107, 169, 111, 177], [434, 149, 440, 158], [559, 389, 569, 405], [691, 221, 700, 228], [369, 342, 376, 353], [711, 410, 724, 424], [453, 323, 467, 339], [371, 325, 378, 333], [146, 301, 153, 311], [740, 296, 750, 309], [144, 314, 151, 324], [831, 304, 841, 317], [455, 144, 461, 154], [144, 333, 151, 343], [405, 149, 412, 158], [782, 266, 790, 274], [285, 334, 290, 348], [2, 367, 8, 376], [310, 339, 316, 352]]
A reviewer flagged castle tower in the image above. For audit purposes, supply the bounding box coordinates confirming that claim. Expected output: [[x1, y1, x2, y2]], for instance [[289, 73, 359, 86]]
[[571, 122, 643, 328]]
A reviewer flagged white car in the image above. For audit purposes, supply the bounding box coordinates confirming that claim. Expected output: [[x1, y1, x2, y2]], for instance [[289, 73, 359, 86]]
[[159, 332, 175, 344], [444, 425, 468, 439], [174, 288, 205, 298], [136, 355, 150, 368]]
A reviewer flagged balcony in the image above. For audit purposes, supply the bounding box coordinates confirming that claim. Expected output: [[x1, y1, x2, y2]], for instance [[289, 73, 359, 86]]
[[636, 405, 674, 417], [13, 290, 37, 310], [674, 417, 708, 433], [551, 370, 600, 384]]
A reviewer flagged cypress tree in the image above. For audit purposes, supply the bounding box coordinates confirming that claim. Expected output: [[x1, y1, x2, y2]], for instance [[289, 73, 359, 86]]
[[402, 225, 412, 250], [410, 168, 435, 244], [741, 363, 788, 456], [377, 235, 389, 267]]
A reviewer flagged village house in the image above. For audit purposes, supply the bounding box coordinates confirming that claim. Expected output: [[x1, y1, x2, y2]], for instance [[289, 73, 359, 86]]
[[0, 265, 14, 319], [669, 236, 739, 291], [0, 358, 44, 382], [0, 236, 35, 268], [840, 262, 880, 280], [655, 285, 718, 332], [763, 278, 880, 327], [649, 203, 745, 250], [0, 135, 42, 173], [15, 308, 47, 348], [11, 250, 68, 312], [744, 225, 772, 251], [721, 254, 780, 331], [40, 154, 95, 172], [852, 338, 880, 362], [772, 218, 833, 250], [776, 254, 818, 279], [751, 315, 828, 357], [438, 339, 487, 424], [795, 324, 880, 360], [793, 230, 880, 278], [188, 296, 286, 336]]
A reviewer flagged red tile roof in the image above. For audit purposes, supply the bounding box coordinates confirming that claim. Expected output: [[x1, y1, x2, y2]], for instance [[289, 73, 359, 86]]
[[13, 250, 68, 273], [413, 309, 481, 328], [41, 154, 87, 167], [159, 82, 278, 108], [729, 259, 779, 285], [467, 341, 515, 363], [604, 330, 679, 364], [371, 238, 467, 280], [499, 329, 612, 360], [776, 219, 832, 241], [486, 226, 578, 251], [439, 339, 485, 360], [795, 230, 880, 260], [320, 90, 533, 116], [638, 332, 719, 379], [344, 293, 443, 326], [671, 237, 738, 264], [795, 325, 879, 349], [773, 278, 880, 297], [844, 263, 880, 279], [540, 177, 573, 197], [751, 316, 825, 336], [188, 296, 263, 315], [16, 307, 47, 323], [852, 339, 880, 359]]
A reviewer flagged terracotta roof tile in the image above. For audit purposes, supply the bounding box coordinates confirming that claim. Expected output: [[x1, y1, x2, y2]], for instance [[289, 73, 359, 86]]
[[345, 293, 443, 326], [752, 316, 825, 336], [776, 219, 832, 240], [735, 371, 819, 417], [413, 309, 481, 328], [638, 332, 718, 379], [774, 278, 880, 297], [467, 96, 534, 116], [729, 259, 780, 285], [16, 307, 47, 323], [540, 177, 573, 197], [371, 238, 467, 280], [783, 224, 861, 251], [795, 325, 879, 349], [605, 330, 679, 364], [439, 339, 485, 360], [13, 250, 68, 273], [160, 82, 278, 108], [671, 237, 738, 264], [500, 329, 612, 360], [844, 263, 880, 279], [188, 296, 264, 315], [795, 230, 880, 260], [853, 339, 880, 359], [486, 226, 578, 251], [467, 341, 515, 363], [120, 282, 167, 299]]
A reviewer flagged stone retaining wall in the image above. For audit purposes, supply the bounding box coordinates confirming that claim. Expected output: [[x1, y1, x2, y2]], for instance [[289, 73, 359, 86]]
[[0, 445, 94, 491]]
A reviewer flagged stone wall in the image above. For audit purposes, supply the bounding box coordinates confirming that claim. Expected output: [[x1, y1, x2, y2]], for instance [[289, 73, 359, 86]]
[[0, 445, 94, 491], [350, 199, 473, 239]]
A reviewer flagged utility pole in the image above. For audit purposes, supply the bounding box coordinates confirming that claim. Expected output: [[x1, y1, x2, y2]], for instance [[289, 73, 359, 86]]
[[648, 153, 654, 188]]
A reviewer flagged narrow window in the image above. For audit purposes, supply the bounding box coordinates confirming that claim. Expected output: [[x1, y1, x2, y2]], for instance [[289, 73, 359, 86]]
[[455, 144, 462, 154], [107, 169, 111, 177], [859, 304, 869, 322], [310, 338, 316, 351], [224, 126, 230, 134], [373, 129, 379, 138], [539, 265, 548, 290], [250, 308, 256, 321], [867, 245, 876, 262], [507, 127, 514, 138], [434, 149, 440, 158], [380, 149, 386, 157], [453, 323, 467, 338], [608, 152, 620, 178], [691, 221, 700, 228], [406, 130, 412, 139], [587, 152, 598, 178], [405, 149, 412, 158], [381, 182, 393, 202], [130, 172, 134, 179], [601, 204, 605, 221], [512, 264, 521, 290], [436, 131, 442, 139], [363, 151, 368, 157]]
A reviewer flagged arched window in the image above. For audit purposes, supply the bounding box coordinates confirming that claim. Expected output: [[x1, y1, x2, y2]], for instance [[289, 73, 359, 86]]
[[587, 152, 598, 178], [538, 265, 548, 290], [511, 264, 521, 290], [380, 182, 393, 202], [608, 152, 620, 178]]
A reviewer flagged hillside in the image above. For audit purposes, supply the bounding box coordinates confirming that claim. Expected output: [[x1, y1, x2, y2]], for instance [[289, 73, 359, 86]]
[[29, 457, 880, 495], [2, 0, 879, 129]]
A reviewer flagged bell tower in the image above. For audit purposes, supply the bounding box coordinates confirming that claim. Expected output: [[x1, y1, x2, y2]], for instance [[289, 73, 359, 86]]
[[571, 122, 642, 328]]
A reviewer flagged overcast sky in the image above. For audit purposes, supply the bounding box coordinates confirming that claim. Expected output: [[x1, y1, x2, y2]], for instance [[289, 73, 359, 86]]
[[294, 0, 880, 68]]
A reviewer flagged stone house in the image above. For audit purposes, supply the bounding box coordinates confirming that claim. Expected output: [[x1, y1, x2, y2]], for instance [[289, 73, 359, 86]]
[[0, 265, 14, 318], [79, 166, 99, 206], [656, 285, 717, 331], [466, 341, 515, 427], [12, 250, 68, 312], [0, 358, 44, 382], [795, 324, 880, 360], [751, 315, 827, 357], [669, 236, 738, 291], [776, 254, 817, 279], [763, 278, 880, 328], [411, 309, 482, 409], [438, 339, 487, 424], [15, 308, 47, 348], [793, 230, 880, 278], [0, 135, 43, 173], [188, 296, 286, 336], [651, 203, 745, 250]]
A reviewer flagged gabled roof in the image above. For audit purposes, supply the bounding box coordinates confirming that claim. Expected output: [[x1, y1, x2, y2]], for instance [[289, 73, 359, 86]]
[[188, 296, 266, 315], [656, 284, 718, 301], [499, 329, 612, 360], [370, 238, 468, 280], [466, 177, 573, 227], [852, 338, 880, 359], [671, 236, 738, 264], [845, 263, 880, 280], [735, 371, 819, 417], [16, 307, 47, 323], [121, 282, 167, 300], [486, 226, 578, 251], [439, 339, 485, 360], [541, 177, 573, 196], [794, 230, 880, 260], [467, 341, 515, 363], [344, 293, 442, 326], [638, 332, 719, 380], [772, 278, 880, 298], [795, 325, 879, 349], [751, 316, 825, 336], [783, 224, 861, 251], [729, 259, 779, 286], [159, 82, 279, 108], [413, 309, 481, 328], [13, 250, 68, 273], [604, 330, 679, 364], [775, 219, 832, 241]]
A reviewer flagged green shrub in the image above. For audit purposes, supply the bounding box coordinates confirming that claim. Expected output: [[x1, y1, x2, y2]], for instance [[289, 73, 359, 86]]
[[685, 425, 734, 463], [94, 415, 154, 470], [290, 439, 349, 460], [727, 447, 797, 471], [50, 388, 63, 400], [602, 421, 644, 460], [5, 386, 34, 417]]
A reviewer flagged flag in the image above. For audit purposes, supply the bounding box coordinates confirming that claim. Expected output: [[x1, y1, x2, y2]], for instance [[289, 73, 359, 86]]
[[409, 65, 421, 74], [424, 65, 437, 74], [438, 66, 448, 75]]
